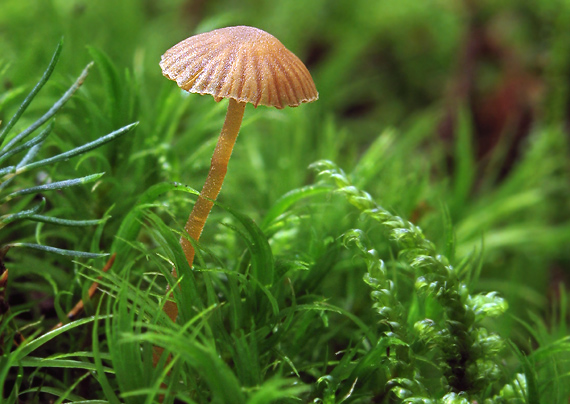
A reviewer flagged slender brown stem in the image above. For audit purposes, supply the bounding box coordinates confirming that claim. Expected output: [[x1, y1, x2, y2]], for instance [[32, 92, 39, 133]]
[[51, 253, 116, 331], [163, 98, 246, 322]]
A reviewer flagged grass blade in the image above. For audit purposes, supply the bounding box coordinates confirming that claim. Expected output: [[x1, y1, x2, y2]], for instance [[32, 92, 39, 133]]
[[0, 198, 46, 227], [2, 172, 104, 202], [25, 215, 108, 227], [0, 140, 47, 192], [11, 316, 106, 362], [261, 184, 332, 230], [5, 243, 108, 258], [18, 357, 113, 373], [225, 205, 275, 286], [0, 121, 54, 165], [0, 39, 62, 145], [19, 122, 138, 173], [0, 61, 93, 154]]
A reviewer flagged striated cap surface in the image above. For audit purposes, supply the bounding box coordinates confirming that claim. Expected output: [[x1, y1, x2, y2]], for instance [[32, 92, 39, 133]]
[[160, 26, 318, 109]]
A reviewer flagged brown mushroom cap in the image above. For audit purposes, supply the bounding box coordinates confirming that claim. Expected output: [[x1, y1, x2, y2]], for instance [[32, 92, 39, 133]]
[[160, 26, 318, 109]]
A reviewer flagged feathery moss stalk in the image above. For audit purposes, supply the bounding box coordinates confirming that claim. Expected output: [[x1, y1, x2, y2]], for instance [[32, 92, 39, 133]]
[[312, 160, 511, 401]]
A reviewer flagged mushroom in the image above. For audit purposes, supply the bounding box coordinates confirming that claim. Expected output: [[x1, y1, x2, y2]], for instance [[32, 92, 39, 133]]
[[160, 26, 318, 321]]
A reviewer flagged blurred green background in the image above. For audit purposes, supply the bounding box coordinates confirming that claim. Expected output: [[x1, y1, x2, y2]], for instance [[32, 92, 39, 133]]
[[1, 0, 569, 370]]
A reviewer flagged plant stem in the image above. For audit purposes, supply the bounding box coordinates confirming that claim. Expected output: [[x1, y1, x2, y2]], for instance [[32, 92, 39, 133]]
[[164, 98, 246, 322]]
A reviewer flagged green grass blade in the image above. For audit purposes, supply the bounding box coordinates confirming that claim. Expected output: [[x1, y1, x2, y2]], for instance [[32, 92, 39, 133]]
[[11, 316, 106, 362], [127, 332, 246, 404], [0, 197, 46, 227], [0, 39, 62, 145], [223, 205, 275, 286], [6, 243, 108, 258], [19, 385, 86, 403], [0, 120, 53, 165], [0, 137, 48, 192], [112, 182, 199, 258], [26, 215, 108, 227], [141, 209, 203, 321], [261, 184, 332, 230], [246, 377, 310, 404], [16, 137, 43, 168], [19, 122, 138, 173], [522, 357, 541, 404], [0, 61, 93, 154], [87, 46, 122, 118], [351, 128, 396, 188], [92, 304, 121, 404], [2, 172, 104, 202], [107, 280, 150, 404], [440, 201, 455, 261], [4, 367, 22, 404], [0, 165, 15, 176], [17, 357, 113, 373], [451, 107, 476, 214]]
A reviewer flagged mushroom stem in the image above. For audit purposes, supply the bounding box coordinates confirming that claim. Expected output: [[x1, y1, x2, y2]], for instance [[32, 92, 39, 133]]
[[164, 98, 246, 322]]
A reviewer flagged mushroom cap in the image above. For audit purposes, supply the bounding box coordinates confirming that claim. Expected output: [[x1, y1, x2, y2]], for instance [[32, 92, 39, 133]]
[[160, 26, 318, 109]]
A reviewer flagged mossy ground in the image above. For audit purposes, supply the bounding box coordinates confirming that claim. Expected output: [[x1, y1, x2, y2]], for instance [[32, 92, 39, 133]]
[[1, 1, 569, 403]]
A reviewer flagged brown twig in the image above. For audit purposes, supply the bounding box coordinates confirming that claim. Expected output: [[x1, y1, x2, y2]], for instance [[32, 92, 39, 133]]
[[0, 254, 27, 349], [51, 253, 116, 331]]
